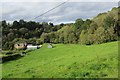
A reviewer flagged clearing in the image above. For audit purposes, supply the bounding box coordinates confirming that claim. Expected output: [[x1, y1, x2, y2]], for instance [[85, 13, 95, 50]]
[[2, 41, 118, 78]]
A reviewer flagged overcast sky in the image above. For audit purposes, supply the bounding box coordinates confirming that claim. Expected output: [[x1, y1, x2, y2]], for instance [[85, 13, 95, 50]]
[[1, 0, 118, 24]]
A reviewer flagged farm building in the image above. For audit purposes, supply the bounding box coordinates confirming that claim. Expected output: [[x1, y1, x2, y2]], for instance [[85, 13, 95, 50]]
[[27, 45, 40, 50], [14, 42, 42, 50], [14, 42, 27, 50]]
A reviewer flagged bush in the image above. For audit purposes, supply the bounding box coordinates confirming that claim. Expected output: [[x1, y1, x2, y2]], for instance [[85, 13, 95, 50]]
[[6, 51, 14, 55]]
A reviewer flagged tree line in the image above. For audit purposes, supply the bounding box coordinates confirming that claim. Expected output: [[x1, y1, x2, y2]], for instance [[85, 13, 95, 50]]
[[2, 20, 64, 50], [1, 7, 120, 50], [40, 7, 119, 44]]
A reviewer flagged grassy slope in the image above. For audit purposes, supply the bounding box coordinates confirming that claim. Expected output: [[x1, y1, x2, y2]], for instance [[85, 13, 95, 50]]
[[2, 41, 118, 78]]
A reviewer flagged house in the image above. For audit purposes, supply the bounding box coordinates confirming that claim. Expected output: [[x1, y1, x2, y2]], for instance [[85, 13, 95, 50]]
[[14, 42, 42, 50], [14, 42, 27, 50]]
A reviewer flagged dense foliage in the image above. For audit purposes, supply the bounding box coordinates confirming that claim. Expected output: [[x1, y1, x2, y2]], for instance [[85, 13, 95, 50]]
[[39, 7, 119, 45], [2, 20, 64, 50], [1, 7, 120, 50]]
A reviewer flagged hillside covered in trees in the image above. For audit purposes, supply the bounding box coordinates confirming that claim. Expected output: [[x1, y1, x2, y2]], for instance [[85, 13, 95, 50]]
[[1, 7, 120, 50]]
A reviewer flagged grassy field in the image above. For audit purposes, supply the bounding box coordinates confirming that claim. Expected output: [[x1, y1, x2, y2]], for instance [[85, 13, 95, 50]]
[[2, 41, 118, 78]]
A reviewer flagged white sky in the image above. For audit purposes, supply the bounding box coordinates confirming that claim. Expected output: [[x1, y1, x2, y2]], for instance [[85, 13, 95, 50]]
[[0, 0, 119, 24], [1, 0, 119, 2]]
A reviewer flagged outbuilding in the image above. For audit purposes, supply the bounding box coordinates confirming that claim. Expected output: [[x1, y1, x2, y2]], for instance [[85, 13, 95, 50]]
[[27, 45, 40, 50], [48, 43, 53, 48]]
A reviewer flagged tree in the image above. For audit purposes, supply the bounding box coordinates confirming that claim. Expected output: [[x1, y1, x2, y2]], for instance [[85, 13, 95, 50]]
[[49, 32, 56, 43], [7, 32, 14, 41], [68, 32, 77, 44], [79, 30, 88, 44], [40, 33, 50, 43], [12, 21, 20, 29], [107, 27, 117, 41], [82, 19, 92, 30], [49, 22, 54, 27], [104, 15, 115, 28], [2, 20, 7, 28], [19, 28, 28, 38], [94, 27, 107, 44], [31, 38, 37, 45], [19, 19, 25, 25], [60, 23, 64, 26], [75, 18, 84, 29], [90, 22, 98, 31]]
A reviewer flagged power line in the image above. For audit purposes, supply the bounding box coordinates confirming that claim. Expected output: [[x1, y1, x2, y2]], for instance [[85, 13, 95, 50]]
[[33, 0, 69, 20]]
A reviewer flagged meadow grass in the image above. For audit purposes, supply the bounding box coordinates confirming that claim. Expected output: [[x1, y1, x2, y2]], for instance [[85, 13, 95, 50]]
[[2, 41, 118, 78]]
